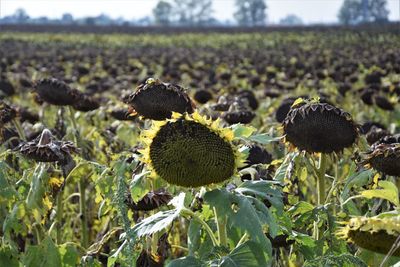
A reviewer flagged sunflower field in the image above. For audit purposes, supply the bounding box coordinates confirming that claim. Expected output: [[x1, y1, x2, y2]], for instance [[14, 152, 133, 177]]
[[1, 25, 400, 266]]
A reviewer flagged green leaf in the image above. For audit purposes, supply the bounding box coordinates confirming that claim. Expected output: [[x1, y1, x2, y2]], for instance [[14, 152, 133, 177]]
[[236, 180, 283, 212], [167, 256, 204, 267], [26, 164, 49, 211], [204, 189, 271, 260], [129, 170, 151, 203], [0, 247, 19, 267], [273, 152, 298, 182], [248, 134, 282, 144], [304, 253, 367, 267], [23, 236, 61, 267], [58, 243, 79, 267], [232, 124, 256, 138], [188, 220, 202, 256], [341, 167, 372, 201], [211, 241, 267, 267], [0, 163, 17, 202], [131, 193, 185, 238], [360, 180, 400, 206]]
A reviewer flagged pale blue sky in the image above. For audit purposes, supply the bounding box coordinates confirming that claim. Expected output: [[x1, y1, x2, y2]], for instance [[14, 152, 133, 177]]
[[1, 0, 399, 24]]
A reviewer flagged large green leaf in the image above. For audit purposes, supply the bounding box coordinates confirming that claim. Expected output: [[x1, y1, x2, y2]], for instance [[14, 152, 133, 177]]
[[23, 236, 61, 267], [360, 180, 400, 207], [131, 193, 185, 238], [188, 220, 202, 256], [236, 180, 283, 212], [167, 256, 205, 267], [0, 163, 17, 202], [204, 189, 271, 260], [215, 241, 268, 267], [26, 164, 48, 211], [58, 243, 79, 267], [0, 247, 19, 267]]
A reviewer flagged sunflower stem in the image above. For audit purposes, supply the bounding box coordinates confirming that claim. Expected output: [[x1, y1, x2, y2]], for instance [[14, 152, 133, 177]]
[[79, 178, 88, 248], [12, 119, 26, 141], [56, 190, 64, 244], [181, 208, 219, 247], [314, 153, 327, 240], [214, 207, 228, 248]]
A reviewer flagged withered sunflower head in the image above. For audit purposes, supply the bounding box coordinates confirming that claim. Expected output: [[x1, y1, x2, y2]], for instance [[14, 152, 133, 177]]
[[18, 128, 78, 164], [0, 101, 17, 125], [72, 94, 100, 112], [361, 143, 400, 177], [34, 78, 80, 106], [193, 89, 213, 104], [124, 78, 194, 120], [125, 189, 172, 211], [283, 100, 359, 153], [365, 126, 390, 146], [140, 112, 245, 187], [110, 108, 136, 121], [337, 216, 400, 256], [223, 110, 255, 125]]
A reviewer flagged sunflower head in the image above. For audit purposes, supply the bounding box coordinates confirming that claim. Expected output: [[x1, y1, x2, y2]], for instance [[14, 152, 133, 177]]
[[362, 143, 400, 177], [124, 78, 194, 120], [283, 100, 359, 153], [140, 112, 245, 187], [337, 216, 400, 256], [34, 78, 80, 106], [0, 101, 17, 125]]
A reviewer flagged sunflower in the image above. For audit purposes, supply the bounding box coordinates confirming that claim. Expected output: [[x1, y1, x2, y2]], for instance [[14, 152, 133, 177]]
[[124, 78, 194, 120], [140, 112, 245, 187], [337, 216, 400, 256], [34, 78, 80, 106], [283, 99, 359, 153], [361, 143, 400, 177]]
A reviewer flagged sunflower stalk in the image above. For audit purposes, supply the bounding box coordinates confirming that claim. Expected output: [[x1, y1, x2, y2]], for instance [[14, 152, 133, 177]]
[[12, 118, 26, 141], [314, 153, 327, 240], [181, 208, 219, 247], [214, 207, 228, 248], [56, 189, 64, 244], [67, 106, 89, 248]]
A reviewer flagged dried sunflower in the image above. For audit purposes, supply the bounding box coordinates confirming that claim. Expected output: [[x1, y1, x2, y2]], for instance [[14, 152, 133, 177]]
[[361, 143, 400, 177], [283, 100, 358, 153], [140, 112, 245, 187], [124, 78, 194, 120], [337, 216, 400, 256], [125, 189, 172, 211], [72, 94, 100, 112], [0, 101, 17, 125], [34, 78, 80, 106], [193, 89, 213, 104], [18, 129, 78, 164]]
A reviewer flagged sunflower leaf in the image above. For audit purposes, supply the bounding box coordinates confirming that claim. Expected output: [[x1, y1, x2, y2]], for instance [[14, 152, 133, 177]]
[[204, 189, 272, 261], [360, 180, 399, 207], [131, 193, 185, 238]]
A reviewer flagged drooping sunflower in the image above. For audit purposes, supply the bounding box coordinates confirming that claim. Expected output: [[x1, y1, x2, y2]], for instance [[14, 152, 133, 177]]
[[140, 112, 245, 187], [124, 78, 194, 120], [361, 143, 400, 177], [282, 99, 359, 153], [337, 216, 400, 256], [34, 78, 80, 106]]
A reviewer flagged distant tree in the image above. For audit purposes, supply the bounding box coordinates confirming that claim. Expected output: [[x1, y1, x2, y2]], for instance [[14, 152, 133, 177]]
[[234, 0, 267, 26], [173, 0, 213, 26], [369, 0, 389, 22], [14, 8, 30, 23], [279, 14, 303, 25], [338, 0, 389, 25], [61, 13, 74, 24], [153, 1, 173, 25]]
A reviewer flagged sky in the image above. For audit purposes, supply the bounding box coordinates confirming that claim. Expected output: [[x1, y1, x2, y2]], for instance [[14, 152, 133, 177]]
[[1, 0, 399, 24]]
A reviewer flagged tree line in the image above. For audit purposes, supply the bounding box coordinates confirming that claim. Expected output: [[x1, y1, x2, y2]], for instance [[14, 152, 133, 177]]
[[0, 0, 391, 27]]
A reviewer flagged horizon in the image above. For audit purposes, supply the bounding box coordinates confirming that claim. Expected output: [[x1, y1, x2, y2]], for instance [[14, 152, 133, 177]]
[[1, 0, 399, 24]]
